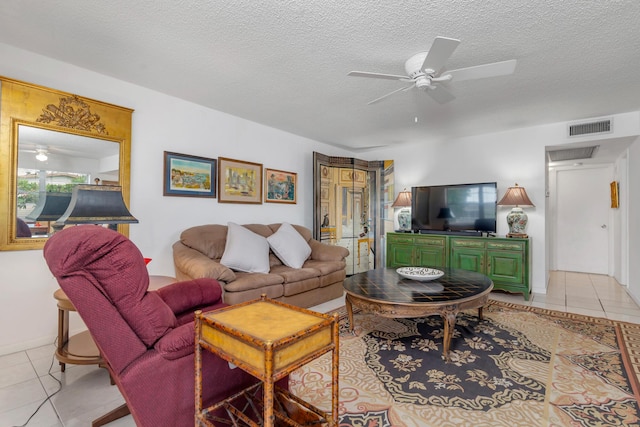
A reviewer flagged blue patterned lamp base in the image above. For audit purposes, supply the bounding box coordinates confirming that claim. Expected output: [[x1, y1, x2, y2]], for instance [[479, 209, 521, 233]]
[[395, 208, 412, 232], [506, 207, 528, 238]]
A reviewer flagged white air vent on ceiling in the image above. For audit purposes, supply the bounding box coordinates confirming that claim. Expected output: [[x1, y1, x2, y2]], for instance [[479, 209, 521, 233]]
[[547, 146, 599, 162], [567, 118, 612, 137]]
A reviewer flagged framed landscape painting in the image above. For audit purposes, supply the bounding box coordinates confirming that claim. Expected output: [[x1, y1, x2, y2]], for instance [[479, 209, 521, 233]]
[[163, 151, 216, 198], [218, 157, 263, 204], [265, 168, 297, 204]]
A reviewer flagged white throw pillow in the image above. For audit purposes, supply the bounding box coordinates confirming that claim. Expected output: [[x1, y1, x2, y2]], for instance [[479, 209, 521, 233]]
[[220, 222, 270, 273], [267, 223, 312, 269]]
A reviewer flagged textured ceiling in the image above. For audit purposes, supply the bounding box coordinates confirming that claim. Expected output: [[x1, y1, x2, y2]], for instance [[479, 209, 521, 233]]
[[1, 0, 639, 152]]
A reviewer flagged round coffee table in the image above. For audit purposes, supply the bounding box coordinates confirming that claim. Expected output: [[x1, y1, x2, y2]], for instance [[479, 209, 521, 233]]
[[343, 267, 493, 360]]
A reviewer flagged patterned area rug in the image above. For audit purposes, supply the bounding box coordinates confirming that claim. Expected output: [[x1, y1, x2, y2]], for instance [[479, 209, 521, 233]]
[[289, 300, 640, 426]]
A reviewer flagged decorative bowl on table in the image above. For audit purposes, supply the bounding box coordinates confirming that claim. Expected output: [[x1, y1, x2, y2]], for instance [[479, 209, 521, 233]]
[[396, 267, 445, 282]]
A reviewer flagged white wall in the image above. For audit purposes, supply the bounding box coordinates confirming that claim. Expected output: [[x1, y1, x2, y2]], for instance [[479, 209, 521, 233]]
[[363, 115, 640, 297], [614, 152, 629, 286], [628, 142, 640, 301], [362, 126, 552, 294], [0, 43, 354, 355]]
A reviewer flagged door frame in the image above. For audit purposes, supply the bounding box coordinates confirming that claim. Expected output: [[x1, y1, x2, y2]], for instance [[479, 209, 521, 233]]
[[547, 163, 615, 276]]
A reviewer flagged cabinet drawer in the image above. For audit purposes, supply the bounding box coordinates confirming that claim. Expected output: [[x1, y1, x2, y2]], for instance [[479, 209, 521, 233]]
[[487, 241, 525, 251], [387, 234, 414, 244], [450, 239, 485, 249], [414, 236, 446, 247]]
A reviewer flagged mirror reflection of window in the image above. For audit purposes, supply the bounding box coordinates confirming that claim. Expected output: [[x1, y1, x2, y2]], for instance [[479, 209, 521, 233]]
[[17, 168, 88, 237], [15, 125, 120, 238]]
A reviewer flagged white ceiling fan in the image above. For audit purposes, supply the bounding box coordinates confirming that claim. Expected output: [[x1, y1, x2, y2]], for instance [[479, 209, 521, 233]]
[[348, 36, 517, 105]]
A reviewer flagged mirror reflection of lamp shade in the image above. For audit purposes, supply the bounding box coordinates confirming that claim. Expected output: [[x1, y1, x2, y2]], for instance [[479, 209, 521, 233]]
[[436, 207, 455, 219], [437, 207, 455, 231], [55, 185, 138, 225], [25, 192, 72, 222]]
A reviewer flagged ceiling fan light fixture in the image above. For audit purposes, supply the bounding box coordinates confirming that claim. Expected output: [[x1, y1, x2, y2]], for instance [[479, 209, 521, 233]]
[[35, 150, 48, 162], [415, 76, 431, 89], [405, 52, 428, 76]]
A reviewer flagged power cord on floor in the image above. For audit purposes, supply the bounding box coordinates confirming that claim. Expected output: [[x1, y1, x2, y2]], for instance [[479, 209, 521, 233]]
[[11, 341, 63, 427]]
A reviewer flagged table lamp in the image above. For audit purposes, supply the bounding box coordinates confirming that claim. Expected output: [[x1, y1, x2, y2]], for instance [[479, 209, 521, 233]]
[[497, 183, 534, 238], [392, 188, 412, 232], [55, 184, 138, 227]]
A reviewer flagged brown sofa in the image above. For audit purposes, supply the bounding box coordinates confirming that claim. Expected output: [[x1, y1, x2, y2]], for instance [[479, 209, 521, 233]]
[[172, 223, 349, 307]]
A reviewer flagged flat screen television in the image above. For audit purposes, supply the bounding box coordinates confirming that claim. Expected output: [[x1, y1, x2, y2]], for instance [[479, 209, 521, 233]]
[[411, 182, 497, 234]]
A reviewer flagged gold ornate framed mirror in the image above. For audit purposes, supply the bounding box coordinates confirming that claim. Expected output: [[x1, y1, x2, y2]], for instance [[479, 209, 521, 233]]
[[0, 76, 133, 251]]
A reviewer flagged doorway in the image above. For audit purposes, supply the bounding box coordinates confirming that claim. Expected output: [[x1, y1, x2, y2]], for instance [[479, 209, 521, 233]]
[[551, 165, 613, 275]]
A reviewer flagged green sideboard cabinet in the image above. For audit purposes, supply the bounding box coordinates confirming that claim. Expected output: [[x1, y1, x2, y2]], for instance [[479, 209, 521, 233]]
[[386, 232, 530, 300], [450, 237, 529, 300], [387, 233, 447, 268]]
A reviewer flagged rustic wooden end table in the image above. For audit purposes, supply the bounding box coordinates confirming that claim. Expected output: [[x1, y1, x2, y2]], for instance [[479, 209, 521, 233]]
[[53, 288, 102, 372], [195, 295, 339, 427], [343, 267, 493, 360]]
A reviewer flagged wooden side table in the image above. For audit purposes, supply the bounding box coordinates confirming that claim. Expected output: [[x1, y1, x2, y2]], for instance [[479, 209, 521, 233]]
[[53, 288, 102, 372], [195, 295, 339, 427]]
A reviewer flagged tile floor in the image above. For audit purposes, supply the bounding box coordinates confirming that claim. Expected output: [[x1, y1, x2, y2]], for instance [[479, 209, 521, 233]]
[[2, 271, 639, 427]]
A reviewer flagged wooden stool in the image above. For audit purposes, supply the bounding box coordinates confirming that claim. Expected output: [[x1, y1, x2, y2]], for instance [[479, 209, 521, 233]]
[[53, 288, 102, 372]]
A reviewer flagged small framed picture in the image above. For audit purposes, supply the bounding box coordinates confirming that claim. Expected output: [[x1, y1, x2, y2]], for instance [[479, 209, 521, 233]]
[[610, 181, 619, 208], [265, 168, 297, 204], [163, 151, 216, 198], [218, 157, 263, 204]]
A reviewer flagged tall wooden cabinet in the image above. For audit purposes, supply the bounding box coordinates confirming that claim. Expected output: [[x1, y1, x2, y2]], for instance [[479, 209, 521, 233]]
[[387, 232, 530, 300]]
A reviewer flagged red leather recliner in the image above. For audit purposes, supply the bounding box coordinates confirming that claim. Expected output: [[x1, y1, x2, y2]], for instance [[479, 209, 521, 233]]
[[43, 226, 260, 427]]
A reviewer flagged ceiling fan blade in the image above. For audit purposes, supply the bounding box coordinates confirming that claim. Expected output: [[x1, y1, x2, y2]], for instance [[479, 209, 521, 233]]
[[427, 85, 456, 104], [421, 37, 461, 72], [367, 85, 414, 105], [348, 71, 409, 81], [445, 59, 517, 82]]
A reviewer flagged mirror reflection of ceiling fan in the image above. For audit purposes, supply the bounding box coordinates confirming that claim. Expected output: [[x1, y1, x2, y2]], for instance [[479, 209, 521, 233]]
[[348, 36, 517, 105], [20, 144, 50, 161]]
